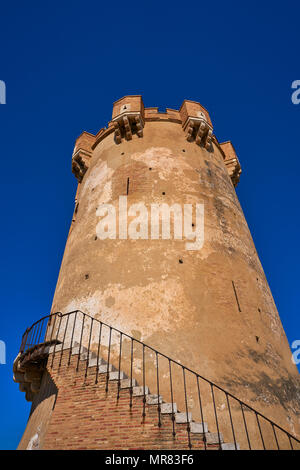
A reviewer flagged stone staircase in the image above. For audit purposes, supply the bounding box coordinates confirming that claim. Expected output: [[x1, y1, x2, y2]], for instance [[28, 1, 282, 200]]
[[14, 311, 300, 450], [46, 341, 239, 450]]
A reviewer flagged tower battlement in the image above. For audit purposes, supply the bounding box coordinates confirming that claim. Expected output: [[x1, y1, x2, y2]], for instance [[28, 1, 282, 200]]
[[72, 96, 241, 186]]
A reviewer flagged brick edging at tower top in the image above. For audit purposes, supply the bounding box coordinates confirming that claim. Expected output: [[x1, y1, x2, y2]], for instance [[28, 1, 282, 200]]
[[71, 95, 241, 186]]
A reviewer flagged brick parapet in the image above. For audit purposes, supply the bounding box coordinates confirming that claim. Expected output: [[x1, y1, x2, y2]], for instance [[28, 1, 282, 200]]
[[71, 95, 241, 187]]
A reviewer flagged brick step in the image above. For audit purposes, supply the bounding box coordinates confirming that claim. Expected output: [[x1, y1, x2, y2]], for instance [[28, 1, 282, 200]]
[[109, 371, 125, 380], [146, 394, 162, 405], [120, 378, 137, 388], [160, 402, 177, 414], [190, 422, 208, 434], [221, 443, 240, 450], [98, 363, 113, 373], [132, 386, 149, 396], [205, 432, 224, 444], [175, 412, 192, 423]]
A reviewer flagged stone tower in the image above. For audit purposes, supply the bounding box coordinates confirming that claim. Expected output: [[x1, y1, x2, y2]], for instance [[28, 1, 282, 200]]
[[14, 96, 300, 450]]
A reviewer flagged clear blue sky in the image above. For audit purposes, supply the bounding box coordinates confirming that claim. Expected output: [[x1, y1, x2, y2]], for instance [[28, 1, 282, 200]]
[[0, 0, 299, 450]]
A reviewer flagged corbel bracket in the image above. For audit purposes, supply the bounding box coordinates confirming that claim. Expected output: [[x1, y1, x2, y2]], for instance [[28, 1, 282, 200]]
[[112, 112, 144, 144], [183, 116, 213, 150]]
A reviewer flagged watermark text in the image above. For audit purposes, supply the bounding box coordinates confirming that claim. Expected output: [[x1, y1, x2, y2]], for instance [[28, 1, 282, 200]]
[[0, 340, 6, 364], [292, 340, 300, 365], [0, 80, 6, 104], [96, 196, 204, 251], [291, 80, 300, 104]]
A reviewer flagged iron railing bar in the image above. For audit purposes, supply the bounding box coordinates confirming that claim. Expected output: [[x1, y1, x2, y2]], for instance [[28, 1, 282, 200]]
[[256, 413, 266, 450], [85, 317, 94, 378], [33, 322, 41, 345], [59, 314, 70, 368], [76, 312, 85, 372], [117, 332, 123, 400], [49, 313, 58, 345], [35, 319, 44, 345], [183, 367, 192, 449], [27, 324, 35, 350], [196, 377, 206, 450], [22, 328, 31, 353], [95, 322, 102, 385], [105, 327, 112, 392], [169, 360, 176, 437], [142, 345, 146, 418], [26, 313, 54, 333], [130, 339, 134, 408], [44, 317, 52, 343], [240, 402, 251, 450], [51, 313, 63, 368], [225, 393, 237, 450], [156, 352, 161, 428], [19, 329, 29, 353], [68, 311, 77, 365], [272, 423, 280, 450], [211, 384, 222, 449]]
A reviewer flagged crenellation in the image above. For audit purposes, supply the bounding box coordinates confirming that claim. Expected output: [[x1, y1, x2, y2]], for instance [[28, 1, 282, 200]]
[[179, 99, 212, 128], [72, 132, 95, 182], [73, 96, 240, 185], [220, 141, 242, 187]]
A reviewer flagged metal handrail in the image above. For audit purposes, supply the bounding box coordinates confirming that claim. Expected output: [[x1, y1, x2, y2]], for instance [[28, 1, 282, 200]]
[[19, 310, 300, 450]]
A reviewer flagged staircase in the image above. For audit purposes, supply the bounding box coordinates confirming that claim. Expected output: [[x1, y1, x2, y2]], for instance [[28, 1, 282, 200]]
[[58, 341, 238, 450], [14, 310, 300, 450]]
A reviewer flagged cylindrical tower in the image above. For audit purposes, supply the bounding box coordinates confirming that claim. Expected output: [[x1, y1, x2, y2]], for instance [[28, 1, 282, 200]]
[[15, 96, 300, 450]]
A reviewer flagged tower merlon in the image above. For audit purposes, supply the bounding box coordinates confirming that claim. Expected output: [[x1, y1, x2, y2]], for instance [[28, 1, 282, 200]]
[[71, 132, 96, 182], [220, 141, 242, 187]]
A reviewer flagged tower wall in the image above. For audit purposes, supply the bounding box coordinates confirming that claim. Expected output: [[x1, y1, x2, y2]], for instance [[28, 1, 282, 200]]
[[16, 96, 300, 449]]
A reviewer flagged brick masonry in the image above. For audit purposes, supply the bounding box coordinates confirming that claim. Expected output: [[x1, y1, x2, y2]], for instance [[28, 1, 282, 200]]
[[19, 349, 219, 450]]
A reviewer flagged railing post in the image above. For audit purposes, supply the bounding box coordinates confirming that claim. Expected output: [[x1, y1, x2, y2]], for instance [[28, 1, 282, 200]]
[[272, 424, 280, 450], [20, 328, 30, 354], [68, 311, 77, 366], [183, 367, 192, 449], [76, 312, 85, 372], [169, 360, 176, 438], [105, 327, 112, 392], [130, 339, 134, 408], [95, 322, 102, 385], [240, 402, 251, 450], [59, 314, 70, 368], [196, 376, 206, 450], [117, 332, 123, 400], [255, 412, 266, 450], [51, 313, 63, 368], [85, 317, 94, 378], [156, 352, 161, 427], [210, 384, 222, 449], [142, 345, 146, 418], [225, 393, 237, 450]]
